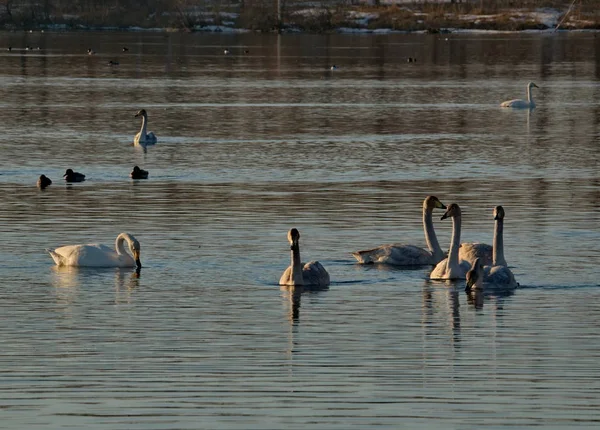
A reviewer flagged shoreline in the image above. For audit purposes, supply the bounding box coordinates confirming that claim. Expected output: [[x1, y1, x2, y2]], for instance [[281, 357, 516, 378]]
[[1, 4, 598, 35]]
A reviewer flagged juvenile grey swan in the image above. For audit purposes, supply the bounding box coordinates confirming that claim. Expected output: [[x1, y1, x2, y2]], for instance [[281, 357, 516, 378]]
[[465, 258, 484, 292], [134, 109, 157, 145], [430, 203, 472, 280], [47, 232, 142, 269], [279, 228, 330, 287], [352, 196, 447, 266], [500, 82, 539, 109], [465, 206, 517, 290]]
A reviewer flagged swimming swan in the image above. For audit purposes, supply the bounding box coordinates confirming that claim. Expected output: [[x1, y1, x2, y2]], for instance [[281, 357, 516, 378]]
[[430, 203, 472, 280], [465, 206, 517, 291], [500, 82, 539, 109], [37, 174, 52, 189], [352, 196, 447, 266], [47, 232, 142, 269], [279, 228, 330, 287], [134, 109, 157, 145], [63, 169, 85, 182]]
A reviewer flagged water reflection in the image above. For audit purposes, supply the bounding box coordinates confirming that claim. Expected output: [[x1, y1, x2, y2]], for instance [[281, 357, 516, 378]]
[[280, 284, 329, 324], [50, 265, 141, 304]]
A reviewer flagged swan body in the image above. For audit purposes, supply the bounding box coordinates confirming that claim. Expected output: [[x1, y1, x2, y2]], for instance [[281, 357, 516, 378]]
[[459, 205, 511, 266], [279, 228, 330, 287], [37, 174, 52, 189], [130, 166, 148, 179], [134, 109, 157, 145], [430, 203, 472, 280], [63, 169, 85, 182], [465, 206, 517, 291], [501, 82, 539, 109], [47, 233, 141, 269], [352, 196, 447, 266], [459, 242, 492, 266]]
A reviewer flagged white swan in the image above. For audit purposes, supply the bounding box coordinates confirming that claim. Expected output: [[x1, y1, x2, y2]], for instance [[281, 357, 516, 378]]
[[133, 109, 157, 145], [352, 196, 447, 266], [500, 82, 539, 109], [47, 233, 142, 269], [465, 206, 517, 291], [430, 203, 472, 280], [279, 228, 330, 287]]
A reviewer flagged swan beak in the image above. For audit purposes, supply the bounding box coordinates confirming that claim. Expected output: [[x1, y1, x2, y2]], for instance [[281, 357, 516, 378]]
[[134, 113, 140, 117], [437, 202, 447, 210], [440, 212, 449, 220], [533, 83, 539, 88]]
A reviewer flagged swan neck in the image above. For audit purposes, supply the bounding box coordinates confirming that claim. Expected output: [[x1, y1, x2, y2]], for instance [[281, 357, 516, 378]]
[[493, 218, 507, 267], [290, 245, 304, 286], [423, 207, 443, 260], [527, 85, 533, 103], [139, 114, 148, 137], [447, 215, 461, 268], [115, 234, 128, 256]]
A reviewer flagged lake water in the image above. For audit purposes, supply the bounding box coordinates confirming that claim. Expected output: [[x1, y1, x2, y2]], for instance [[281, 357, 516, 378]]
[[0, 30, 599, 429]]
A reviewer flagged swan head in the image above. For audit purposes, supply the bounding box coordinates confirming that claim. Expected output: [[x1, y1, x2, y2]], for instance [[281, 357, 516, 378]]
[[128, 236, 142, 269], [135, 109, 148, 118], [528, 82, 539, 89], [424, 195, 446, 210], [493, 205, 505, 220], [440, 203, 461, 220], [63, 169, 74, 177], [465, 258, 483, 292], [287, 228, 300, 250]]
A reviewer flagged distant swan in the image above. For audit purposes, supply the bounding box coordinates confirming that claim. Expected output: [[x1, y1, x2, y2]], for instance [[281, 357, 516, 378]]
[[130, 166, 148, 179], [47, 232, 142, 269], [430, 203, 472, 280], [87, 48, 95, 55], [352, 196, 447, 266], [279, 228, 330, 287], [37, 174, 52, 189], [500, 82, 539, 109], [134, 109, 157, 145], [63, 169, 85, 182]]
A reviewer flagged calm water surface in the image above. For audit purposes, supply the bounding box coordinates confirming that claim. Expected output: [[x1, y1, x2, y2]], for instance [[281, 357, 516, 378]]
[[0, 31, 599, 429]]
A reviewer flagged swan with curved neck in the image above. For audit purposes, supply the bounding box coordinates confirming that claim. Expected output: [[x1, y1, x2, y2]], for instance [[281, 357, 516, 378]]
[[352, 196, 447, 266], [500, 82, 539, 109], [465, 258, 484, 292], [134, 109, 157, 145], [47, 233, 142, 269], [430, 203, 471, 280], [279, 228, 330, 287]]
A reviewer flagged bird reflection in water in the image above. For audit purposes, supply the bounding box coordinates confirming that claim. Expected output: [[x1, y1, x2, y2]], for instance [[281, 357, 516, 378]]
[[422, 281, 462, 348], [280, 284, 329, 324], [114, 267, 141, 304]]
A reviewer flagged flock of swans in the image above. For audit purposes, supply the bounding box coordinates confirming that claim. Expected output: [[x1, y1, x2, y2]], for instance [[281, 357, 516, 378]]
[[276, 196, 518, 293], [43, 84, 532, 293]]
